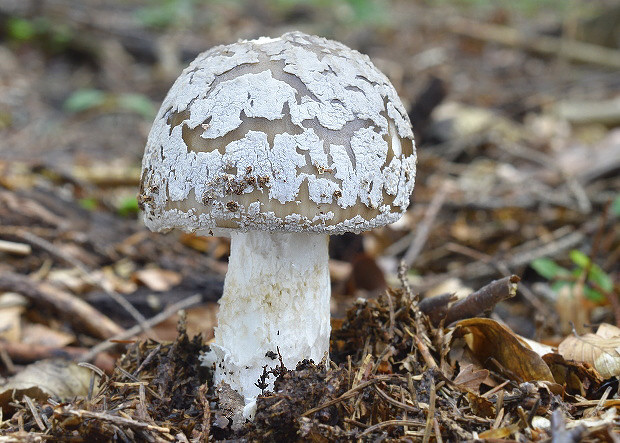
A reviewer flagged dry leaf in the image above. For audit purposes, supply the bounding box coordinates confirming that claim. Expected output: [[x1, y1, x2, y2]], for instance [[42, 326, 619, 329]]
[[556, 284, 590, 335], [453, 363, 490, 393], [466, 392, 495, 418], [454, 318, 554, 383], [519, 336, 555, 358], [543, 353, 603, 397], [558, 333, 620, 379], [478, 423, 520, 439], [133, 268, 182, 292], [0, 359, 97, 410], [595, 323, 620, 339], [21, 323, 75, 348], [0, 292, 27, 342], [150, 303, 218, 341], [47, 268, 94, 294]]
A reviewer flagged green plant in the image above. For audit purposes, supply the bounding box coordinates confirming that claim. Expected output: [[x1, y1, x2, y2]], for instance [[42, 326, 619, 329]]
[[135, 0, 197, 29], [612, 193, 620, 217], [117, 196, 140, 217], [78, 197, 98, 211], [5, 17, 73, 50], [272, 0, 387, 25], [531, 250, 614, 302], [64, 89, 156, 119]]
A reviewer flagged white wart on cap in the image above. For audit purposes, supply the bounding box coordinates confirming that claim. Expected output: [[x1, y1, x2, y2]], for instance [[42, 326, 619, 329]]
[[139, 31, 416, 235]]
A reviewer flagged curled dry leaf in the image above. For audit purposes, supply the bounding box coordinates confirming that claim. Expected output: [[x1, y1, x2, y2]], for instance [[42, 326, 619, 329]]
[[0, 359, 98, 411], [558, 324, 620, 379], [542, 353, 603, 397], [594, 323, 620, 339], [454, 318, 554, 383]]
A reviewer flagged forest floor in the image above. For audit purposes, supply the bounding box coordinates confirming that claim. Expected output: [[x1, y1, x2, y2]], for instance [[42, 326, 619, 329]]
[[0, 0, 619, 441]]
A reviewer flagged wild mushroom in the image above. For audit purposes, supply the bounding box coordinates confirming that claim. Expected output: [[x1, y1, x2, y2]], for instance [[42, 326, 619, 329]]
[[139, 32, 416, 403]]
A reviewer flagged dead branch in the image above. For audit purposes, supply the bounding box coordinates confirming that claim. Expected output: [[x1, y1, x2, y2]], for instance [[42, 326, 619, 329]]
[[79, 293, 201, 362], [443, 275, 520, 326], [447, 17, 620, 69], [0, 239, 31, 256], [418, 293, 455, 326], [301, 375, 394, 417], [12, 229, 152, 336], [54, 407, 172, 437], [403, 184, 450, 267], [0, 271, 123, 339]]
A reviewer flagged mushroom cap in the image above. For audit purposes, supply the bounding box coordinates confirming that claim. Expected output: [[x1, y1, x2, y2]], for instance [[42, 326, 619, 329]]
[[139, 31, 416, 236]]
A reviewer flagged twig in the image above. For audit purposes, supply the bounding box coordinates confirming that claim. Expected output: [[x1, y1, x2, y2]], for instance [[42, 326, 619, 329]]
[[13, 229, 153, 337], [23, 395, 45, 431], [445, 229, 585, 281], [403, 184, 450, 267], [385, 290, 395, 340], [301, 375, 394, 417], [447, 17, 620, 69], [79, 294, 201, 362], [55, 408, 172, 436], [358, 419, 425, 438], [0, 271, 123, 339], [374, 386, 418, 413], [433, 417, 443, 443], [0, 239, 31, 255], [422, 378, 437, 443], [418, 293, 455, 326], [198, 383, 211, 442], [0, 341, 89, 362], [446, 243, 555, 318], [411, 332, 438, 370], [442, 275, 520, 325]]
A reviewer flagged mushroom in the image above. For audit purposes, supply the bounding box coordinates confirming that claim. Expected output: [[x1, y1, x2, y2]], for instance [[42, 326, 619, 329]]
[[139, 32, 416, 404]]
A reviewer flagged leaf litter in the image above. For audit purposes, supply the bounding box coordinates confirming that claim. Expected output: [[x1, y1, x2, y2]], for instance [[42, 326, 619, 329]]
[[1, 0, 620, 441]]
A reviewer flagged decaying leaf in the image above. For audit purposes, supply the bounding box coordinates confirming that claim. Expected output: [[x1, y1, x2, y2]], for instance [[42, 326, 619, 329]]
[[558, 324, 620, 379], [0, 359, 97, 410], [454, 318, 554, 383], [21, 323, 75, 348], [453, 363, 490, 393], [466, 391, 495, 418], [543, 353, 603, 397]]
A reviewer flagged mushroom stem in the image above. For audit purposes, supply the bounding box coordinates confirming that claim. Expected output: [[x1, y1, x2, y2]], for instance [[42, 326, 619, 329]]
[[212, 230, 331, 401]]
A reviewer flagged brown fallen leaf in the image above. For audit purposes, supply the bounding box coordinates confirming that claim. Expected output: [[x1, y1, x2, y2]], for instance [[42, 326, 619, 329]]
[[454, 318, 555, 383], [453, 363, 490, 393], [543, 353, 603, 397], [132, 268, 182, 292], [0, 359, 98, 411], [21, 323, 75, 348], [558, 332, 620, 379], [466, 391, 495, 418]]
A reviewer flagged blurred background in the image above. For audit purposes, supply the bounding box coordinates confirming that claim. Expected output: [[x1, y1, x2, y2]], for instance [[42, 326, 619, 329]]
[[0, 0, 618, 350]]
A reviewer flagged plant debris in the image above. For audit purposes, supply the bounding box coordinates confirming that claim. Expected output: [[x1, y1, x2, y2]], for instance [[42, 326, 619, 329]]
[[1, 0, 619, 440]]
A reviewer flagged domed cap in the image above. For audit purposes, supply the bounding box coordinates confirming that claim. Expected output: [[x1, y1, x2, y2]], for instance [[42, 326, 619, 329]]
[[139, 31, 416, 235]]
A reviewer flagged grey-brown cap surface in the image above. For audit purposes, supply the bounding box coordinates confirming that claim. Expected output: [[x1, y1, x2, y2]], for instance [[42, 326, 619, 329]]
[[139, 31, 416, 235]]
